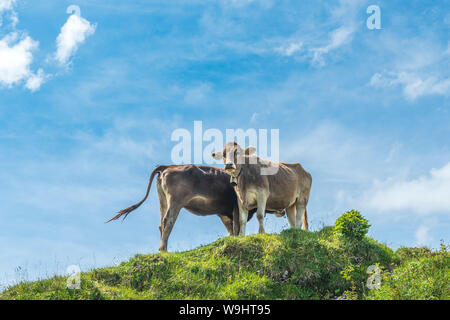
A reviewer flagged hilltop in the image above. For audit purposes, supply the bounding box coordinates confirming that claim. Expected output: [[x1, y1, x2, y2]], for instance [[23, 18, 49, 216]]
[[1, 222, 448, 300]]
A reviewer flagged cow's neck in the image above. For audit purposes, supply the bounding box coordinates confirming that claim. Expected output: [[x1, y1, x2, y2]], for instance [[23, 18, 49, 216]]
[[232, 171, 246, 209], [229, 167, 242, 186], [232, 164, 254, 208]]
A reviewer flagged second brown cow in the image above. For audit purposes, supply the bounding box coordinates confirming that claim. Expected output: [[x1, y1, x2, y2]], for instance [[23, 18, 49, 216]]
[[212, 142, 312, 236]]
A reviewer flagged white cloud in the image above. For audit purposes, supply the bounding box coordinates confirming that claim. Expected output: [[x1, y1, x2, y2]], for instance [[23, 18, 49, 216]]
[[274, 25, 355, 64], [0, 3, 96, 91], [250, 110, 270, 123], [415, 225, 432, 247], [0, 0, 15, 12], [273, 0, 362, 64], [276, 41, 303, 57], [363, 162, 450, 215], [303, 0, 363, 65], [0, 32, 40, 88], [311, 26, 354, 66], [25, 68, 46, 92], [0, 0, 17, 28], [196, 0, 362, 65], [55, 9, 96, 65], [0, 1, 43, 91], [369, 34, 450, 101], [370, 71, 450, 101], [0, 1, 45, 92]]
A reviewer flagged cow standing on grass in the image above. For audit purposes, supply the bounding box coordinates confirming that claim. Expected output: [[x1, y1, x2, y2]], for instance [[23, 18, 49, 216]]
[[106, 165, 257, 251], [212, 142, 312, 236]]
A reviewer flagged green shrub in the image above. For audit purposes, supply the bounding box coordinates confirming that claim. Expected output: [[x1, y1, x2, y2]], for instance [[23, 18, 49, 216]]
[[367, 244, 449, 300], [395, 247, 432, 260], [334, 210, 370, 241]]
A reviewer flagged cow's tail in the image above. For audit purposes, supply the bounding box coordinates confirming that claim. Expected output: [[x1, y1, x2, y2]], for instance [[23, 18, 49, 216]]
[[302, 208, 309, 231], [302, 170, 312, 231], [105, 165, 169, 223]]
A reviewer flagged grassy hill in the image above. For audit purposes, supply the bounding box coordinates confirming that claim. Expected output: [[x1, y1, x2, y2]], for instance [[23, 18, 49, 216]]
[[1, 222, 448, 300]]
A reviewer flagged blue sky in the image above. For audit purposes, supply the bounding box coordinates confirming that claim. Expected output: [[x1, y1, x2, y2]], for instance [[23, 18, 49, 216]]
[[1, 0, 449, 288]]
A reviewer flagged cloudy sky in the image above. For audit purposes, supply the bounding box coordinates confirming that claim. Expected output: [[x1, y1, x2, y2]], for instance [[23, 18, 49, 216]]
[[1, 0, 449, 288]]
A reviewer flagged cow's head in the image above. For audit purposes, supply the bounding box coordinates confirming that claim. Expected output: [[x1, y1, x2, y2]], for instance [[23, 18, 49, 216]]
[[212, 142, 256, 175]]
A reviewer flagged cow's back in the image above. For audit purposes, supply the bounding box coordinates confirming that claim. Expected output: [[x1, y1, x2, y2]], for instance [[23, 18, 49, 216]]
[[260, 162, 311, 210], [160, 165, 238, 216], [282, 162, 312, 201]]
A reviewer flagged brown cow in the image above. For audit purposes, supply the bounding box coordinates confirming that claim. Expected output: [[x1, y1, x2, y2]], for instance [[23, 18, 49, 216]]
[[106, 165, 257, 251], [212, 142, 312, 236]]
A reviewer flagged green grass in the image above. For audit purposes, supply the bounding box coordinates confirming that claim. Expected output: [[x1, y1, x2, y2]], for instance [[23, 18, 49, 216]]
[[367, 245, 449, 300], [1, 227, 448, 300]]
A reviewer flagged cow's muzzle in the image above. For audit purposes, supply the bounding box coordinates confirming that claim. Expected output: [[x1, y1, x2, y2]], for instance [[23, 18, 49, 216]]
[[225, 163, 236, 171]]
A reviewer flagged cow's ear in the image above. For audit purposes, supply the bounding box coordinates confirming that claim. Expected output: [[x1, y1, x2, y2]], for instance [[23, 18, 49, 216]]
[[212, 152, 223, 160], [245, 146, 256, 156]]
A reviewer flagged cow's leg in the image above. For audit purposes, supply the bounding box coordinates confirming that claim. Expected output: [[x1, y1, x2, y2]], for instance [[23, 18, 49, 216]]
[[232, 207, 240, 236], [219, 215, 234, 236], [296, 201, 308, 230], [156, 179, 167, 238], [286, 202, 297, 228], [256, 194, 267, 234], [237, 199, 248, 236], [159, 199, 182, 252]]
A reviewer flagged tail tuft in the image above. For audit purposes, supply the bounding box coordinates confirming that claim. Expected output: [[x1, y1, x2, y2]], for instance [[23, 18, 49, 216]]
[[105, 205, 138, 223], [105, 165, 168, 224]]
